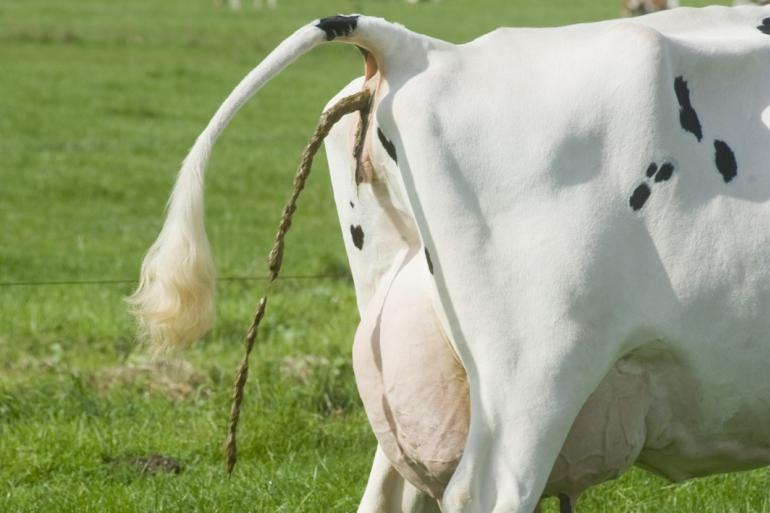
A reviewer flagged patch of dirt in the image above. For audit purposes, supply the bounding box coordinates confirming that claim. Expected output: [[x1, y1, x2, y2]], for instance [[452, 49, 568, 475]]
[[280, 354, 330, 384], [107, 453, 182, 475], [90, 358, 209, 401]]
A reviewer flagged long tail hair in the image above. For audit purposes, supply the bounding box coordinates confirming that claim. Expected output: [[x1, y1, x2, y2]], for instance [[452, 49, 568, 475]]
[[127, 16, 415, 352]]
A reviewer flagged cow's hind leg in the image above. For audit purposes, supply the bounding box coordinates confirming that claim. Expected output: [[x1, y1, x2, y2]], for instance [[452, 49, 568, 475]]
[[358, 445, 441, 513], [440, 320, 617, 513]]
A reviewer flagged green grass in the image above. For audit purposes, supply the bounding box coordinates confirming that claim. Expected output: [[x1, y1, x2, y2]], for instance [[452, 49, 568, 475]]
[[1, 0, 768, 511]]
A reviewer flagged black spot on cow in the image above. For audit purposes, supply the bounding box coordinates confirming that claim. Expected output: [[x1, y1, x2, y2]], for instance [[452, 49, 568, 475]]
[[350, 224, 364, 250], [714, 140, 737, 183], [759, 18, 770, 35], [349, 201, 355, 208], [674, 76, 703, 142], [629, 183, 651, 211], [631, 160, 675, 211], [654, 162, 675, 183], [424, 247, 434, 274], [377, 127, 398, 163], [559, 494, 572, 513], [316, 15, 359, 41]]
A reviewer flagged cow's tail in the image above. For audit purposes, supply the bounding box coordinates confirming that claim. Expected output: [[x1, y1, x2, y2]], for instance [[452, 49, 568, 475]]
[[127, 15, 419, 353]]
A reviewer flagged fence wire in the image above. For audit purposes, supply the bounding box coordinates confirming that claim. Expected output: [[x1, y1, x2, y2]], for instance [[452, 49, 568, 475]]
[[0, 274, 351, 288]]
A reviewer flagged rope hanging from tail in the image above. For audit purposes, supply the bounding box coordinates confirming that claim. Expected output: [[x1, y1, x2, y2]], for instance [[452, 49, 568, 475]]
[[225, 88, 374, 474]]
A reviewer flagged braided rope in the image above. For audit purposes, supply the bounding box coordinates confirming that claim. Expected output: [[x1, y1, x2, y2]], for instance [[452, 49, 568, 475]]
[[225, 89, 374, 474], [267, 90, 374, 280]]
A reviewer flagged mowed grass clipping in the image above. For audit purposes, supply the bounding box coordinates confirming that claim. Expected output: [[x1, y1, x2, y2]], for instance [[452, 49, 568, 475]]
[[1, 0, 768, 511]]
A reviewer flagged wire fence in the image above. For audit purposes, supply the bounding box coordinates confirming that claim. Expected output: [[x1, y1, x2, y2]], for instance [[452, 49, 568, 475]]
[[0, 274, 352, 288]]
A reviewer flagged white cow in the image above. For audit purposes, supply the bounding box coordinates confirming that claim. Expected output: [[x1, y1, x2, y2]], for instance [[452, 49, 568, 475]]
[[130, 6, 770, 513]]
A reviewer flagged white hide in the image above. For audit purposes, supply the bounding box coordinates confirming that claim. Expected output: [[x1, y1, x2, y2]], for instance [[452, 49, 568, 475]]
[[327, 78, 647, 513], [327, 8, 770, 512], [374, 9, 770, 513], [133, 7, 770, 513]]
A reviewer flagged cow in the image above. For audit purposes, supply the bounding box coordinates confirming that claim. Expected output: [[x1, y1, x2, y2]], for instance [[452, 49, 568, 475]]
[[623, 0, 678, 16], [129, 6, 770, 513], [213, 0, 277, 10], [735, 0, 770, 6]]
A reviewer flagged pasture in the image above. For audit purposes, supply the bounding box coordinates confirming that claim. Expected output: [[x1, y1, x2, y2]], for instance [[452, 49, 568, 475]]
[[2, 0, 769, 511]]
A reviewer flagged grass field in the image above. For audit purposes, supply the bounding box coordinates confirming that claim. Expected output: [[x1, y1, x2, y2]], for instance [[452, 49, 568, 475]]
[[2, 0, 770, 511]]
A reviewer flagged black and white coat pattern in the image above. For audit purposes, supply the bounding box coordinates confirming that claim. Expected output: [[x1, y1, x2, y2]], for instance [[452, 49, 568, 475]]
[[131, 6, 770, 513]]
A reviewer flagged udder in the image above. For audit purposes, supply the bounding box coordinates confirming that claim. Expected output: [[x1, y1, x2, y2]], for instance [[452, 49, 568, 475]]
[[353, 250, 651, 504], [353, 251, 469, 499]]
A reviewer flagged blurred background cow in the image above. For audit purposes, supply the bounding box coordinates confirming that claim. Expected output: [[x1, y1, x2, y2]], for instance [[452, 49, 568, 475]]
[[623, 0, 679, 16], [213, 0, 277, 9], [213, 0, 441, 8]]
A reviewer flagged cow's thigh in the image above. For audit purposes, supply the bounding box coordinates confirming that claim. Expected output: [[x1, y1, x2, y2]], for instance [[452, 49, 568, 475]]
[[353, 250, 651, 504], [353, 250, 469, 500]]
